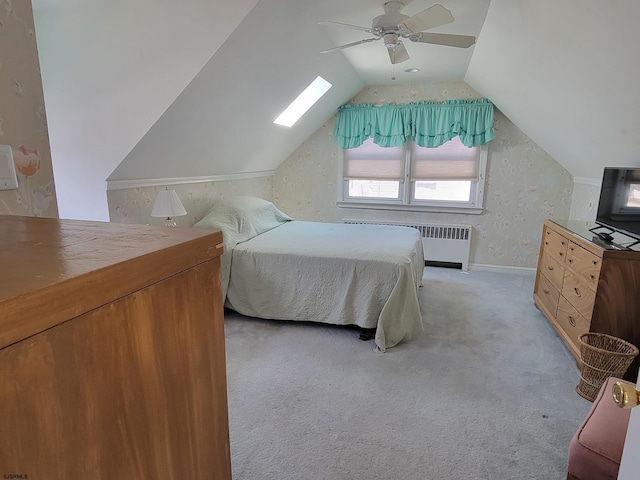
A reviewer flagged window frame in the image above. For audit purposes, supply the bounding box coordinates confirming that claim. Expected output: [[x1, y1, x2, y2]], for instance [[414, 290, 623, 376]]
[[337, 137, 488, 214]]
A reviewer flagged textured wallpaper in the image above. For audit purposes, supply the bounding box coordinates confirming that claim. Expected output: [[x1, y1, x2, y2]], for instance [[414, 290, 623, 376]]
[[0, 0, 57, 217], [107, 176, 274, 227], [273, 81, 573, 269], [106, 80, 573, 269]]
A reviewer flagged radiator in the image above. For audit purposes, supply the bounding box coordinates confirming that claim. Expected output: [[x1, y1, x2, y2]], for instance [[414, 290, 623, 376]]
[[343, 220, 472, 271]]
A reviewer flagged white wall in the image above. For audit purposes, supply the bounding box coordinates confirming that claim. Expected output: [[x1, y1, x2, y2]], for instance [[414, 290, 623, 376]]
[[106, 0, 364, 183], [466, 0, 640, 180], [569, 178, 601, 222], [32, 0, 259, 220]]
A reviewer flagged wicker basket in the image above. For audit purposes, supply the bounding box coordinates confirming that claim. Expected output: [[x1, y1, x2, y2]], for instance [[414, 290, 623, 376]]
[[576, 332, 639, 402]]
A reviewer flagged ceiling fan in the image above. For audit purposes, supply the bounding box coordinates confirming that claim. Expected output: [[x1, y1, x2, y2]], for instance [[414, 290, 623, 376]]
[[319, 2, 476, 65]]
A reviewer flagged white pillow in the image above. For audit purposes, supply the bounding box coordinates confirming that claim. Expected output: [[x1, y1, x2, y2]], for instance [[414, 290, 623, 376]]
[[193, 196, 292, 300], [194, 196, 291, 239]]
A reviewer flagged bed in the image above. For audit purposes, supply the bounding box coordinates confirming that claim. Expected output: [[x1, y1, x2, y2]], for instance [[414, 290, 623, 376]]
[[194, 196, 424, 351]]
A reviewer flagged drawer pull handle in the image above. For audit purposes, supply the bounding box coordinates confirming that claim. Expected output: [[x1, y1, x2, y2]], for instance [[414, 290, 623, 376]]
[[547, 265, 554, 271], [590, 274, 595, 280], [559, 253, 563, 257], [568, 316, 576, 327], [574, 287, 582, 298], [543, 289, 550, 295], [561, 241, 565, 245], [592, 260, 597, 266], [568, 259, 573, 263]]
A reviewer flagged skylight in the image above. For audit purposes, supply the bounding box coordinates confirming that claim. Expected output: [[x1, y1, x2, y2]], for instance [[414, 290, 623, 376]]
[[273, 76, 332, 127]]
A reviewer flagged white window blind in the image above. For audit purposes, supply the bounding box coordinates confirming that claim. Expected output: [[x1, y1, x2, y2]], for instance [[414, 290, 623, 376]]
[[410, 136, 480, 181], [343, 138, 405, 180], [338, 135, 488, 214]]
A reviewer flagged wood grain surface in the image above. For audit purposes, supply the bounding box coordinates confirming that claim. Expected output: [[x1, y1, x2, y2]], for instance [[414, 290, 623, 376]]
[[0, 216, 230, 479], [534, 219, 640, 380]]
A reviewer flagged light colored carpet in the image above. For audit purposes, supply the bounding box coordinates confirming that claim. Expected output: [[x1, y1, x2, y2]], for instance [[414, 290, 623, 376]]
[[224, 267, 592, 480]]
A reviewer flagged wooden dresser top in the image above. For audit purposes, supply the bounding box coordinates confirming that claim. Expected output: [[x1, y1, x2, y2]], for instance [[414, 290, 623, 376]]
[[0, 215, 223, 348]]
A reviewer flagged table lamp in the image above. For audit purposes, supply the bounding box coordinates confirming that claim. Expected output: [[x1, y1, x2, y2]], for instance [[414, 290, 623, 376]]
[[151, 189, 187, 227]]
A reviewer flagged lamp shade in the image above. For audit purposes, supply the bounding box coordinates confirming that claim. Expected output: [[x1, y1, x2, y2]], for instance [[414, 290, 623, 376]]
[[151, 190, 187, 218]]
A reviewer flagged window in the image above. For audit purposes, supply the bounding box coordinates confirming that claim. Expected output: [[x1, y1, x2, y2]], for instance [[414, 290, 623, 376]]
[[339, 136, 488, 214], [628, 183, 640, 208], [273, 76, 332, 127]]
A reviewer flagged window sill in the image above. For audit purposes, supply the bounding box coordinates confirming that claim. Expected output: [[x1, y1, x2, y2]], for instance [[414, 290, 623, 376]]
[[336, 201, 484, 215]]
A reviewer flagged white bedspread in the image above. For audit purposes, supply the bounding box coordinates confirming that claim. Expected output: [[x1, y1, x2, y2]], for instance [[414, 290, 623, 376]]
[[226, 221, 424, 351]]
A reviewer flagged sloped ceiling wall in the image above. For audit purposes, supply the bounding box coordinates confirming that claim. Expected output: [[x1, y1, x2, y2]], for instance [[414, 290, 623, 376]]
[[465, 0, 640, 179], [107, 0, 364, 181], [32, 0, 260, 220], [32, 0, 640, 221], [109, 0, 640, 186]]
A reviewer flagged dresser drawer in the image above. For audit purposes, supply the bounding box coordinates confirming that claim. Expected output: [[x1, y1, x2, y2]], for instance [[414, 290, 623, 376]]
[[536, 274, 561, 317], [543, 227, 569, 263], [535, 219, 640, 377], [557, 296, 590, 350], [562, 270, 596, 321], [566, 242, 601, 290], [539, 252, 564, 291]]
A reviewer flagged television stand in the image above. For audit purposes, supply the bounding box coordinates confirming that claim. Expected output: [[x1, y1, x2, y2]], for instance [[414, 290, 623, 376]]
[[534, 219, 640, 381]]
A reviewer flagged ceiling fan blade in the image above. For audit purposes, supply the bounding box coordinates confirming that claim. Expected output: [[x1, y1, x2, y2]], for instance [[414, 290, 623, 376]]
[[318, 21, 372, 34], [399, 4, 454, 34], [388, 42, 410, 64], [321, 38, 378, 54], [411, 32, 476, 48]]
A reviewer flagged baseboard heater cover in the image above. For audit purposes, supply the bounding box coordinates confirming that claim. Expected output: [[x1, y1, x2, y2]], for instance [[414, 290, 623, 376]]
[[343, 220, 472, 271]]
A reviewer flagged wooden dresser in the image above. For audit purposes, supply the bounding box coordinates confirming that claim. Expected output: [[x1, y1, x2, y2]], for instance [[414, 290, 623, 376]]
[[534, 219, 640, 380], [0, 216, 230, 479]]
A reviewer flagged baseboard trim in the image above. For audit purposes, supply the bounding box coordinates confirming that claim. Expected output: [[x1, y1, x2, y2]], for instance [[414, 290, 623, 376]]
[[468, 263, 537, 275]]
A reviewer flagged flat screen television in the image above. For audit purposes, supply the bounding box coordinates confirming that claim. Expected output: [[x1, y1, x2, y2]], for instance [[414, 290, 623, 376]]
[[594, 167, 640, 243]]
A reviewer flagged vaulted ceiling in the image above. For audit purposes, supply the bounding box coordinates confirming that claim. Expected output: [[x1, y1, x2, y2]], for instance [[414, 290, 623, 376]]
[[31, 0, 640, 221]]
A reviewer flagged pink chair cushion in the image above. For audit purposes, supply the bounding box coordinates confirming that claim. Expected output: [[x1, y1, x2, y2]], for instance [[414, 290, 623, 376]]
[[568, 376, 632, 479]]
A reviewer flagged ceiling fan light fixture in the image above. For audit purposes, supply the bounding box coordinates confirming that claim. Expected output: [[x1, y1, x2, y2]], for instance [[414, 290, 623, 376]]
[[383, 33, 400, 48], [382, 1, 405, 14]]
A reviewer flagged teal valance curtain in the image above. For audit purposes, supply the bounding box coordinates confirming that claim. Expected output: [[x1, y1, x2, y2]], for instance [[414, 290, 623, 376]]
[[333, 98, 495, 149]]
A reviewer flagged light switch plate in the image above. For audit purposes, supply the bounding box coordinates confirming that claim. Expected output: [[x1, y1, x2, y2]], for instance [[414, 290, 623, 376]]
[[0, 145, 18, 190]]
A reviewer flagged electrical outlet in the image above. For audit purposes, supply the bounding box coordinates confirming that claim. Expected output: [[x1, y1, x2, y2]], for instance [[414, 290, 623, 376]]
[[0, 145, 18, 190]]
